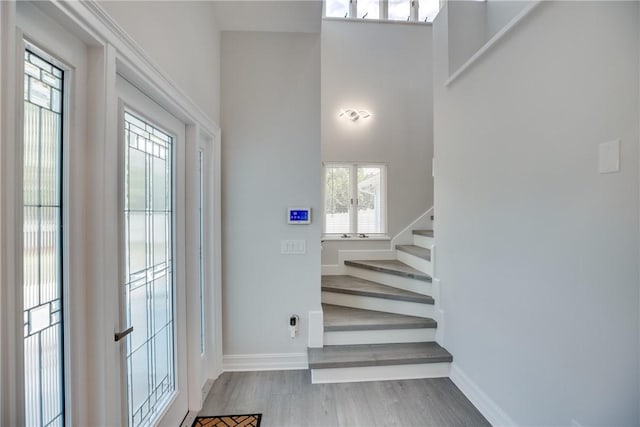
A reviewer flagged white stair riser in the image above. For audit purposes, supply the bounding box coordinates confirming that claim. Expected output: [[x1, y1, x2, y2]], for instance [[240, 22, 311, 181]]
[[322, 292, 434, 318], [311, 362, 451, 384], [324, 328, 436, 345], [344, 266, 432, 296], [413, 234, 434, 249], [396, 250, 433, 276]]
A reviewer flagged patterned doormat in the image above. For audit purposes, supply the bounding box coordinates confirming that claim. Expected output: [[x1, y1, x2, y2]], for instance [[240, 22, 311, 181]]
[[192, 414, 262, 427]]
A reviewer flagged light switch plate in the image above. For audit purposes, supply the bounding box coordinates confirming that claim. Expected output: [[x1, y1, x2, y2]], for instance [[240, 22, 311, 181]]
[[281, 240, 306, 254], [599, 140, 620, 174]]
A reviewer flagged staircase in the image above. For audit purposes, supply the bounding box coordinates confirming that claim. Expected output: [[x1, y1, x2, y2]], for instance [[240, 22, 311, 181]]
[[309, 229, 452, 384]]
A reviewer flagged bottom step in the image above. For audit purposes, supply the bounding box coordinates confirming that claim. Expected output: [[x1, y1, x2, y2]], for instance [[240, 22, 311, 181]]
[[311, 362, 451, 384], [308, 342, 452, 384]]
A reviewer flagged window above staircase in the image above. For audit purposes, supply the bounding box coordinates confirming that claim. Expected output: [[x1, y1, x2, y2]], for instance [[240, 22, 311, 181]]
[[325, 0, 441, 23], [323, 163, 389, 239]]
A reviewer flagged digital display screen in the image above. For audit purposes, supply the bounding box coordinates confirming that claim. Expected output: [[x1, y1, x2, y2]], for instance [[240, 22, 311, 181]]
[[289, 210, 309, 222]]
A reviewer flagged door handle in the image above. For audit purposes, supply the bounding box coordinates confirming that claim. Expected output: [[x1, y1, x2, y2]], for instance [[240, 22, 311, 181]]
[[114, 326, 134, 342]]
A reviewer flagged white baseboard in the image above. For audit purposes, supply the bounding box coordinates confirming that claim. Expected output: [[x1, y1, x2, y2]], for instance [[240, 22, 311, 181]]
[[435, 309, 444, 344], [433, 278, 444, 345], [223, 353, 308, 372], [201, 378, 215, 404], [180, 411, 198, 427], [450, 363, 517, 427]]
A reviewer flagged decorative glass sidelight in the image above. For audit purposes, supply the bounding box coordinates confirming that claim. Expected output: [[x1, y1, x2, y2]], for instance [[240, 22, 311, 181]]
[[123, 111, 175, 427], [198, 150, 205, 355], [23, 48, 65, 427]]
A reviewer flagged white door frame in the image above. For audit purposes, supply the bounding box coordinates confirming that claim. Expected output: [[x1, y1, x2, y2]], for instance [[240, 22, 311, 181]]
[[185, 125, 223, 412], [3, 2, 90, 425], [0, 1, 222, 426], [116, 75, 189, 427]]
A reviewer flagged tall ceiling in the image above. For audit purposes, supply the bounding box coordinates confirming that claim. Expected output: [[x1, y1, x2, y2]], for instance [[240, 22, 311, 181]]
[[211, 0, 323, 33]]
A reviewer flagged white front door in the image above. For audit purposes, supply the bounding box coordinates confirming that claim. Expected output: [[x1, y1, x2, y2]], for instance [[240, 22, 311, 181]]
[[116, 75, 188, 427]]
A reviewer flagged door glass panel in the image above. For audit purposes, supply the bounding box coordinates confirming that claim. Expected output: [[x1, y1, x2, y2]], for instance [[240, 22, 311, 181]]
[[123, 111, 174, 427], [324, 166, 351, 234], [23, 49, 64, 427], [357, 166, 384, 234], [127, 213, 146, 276]]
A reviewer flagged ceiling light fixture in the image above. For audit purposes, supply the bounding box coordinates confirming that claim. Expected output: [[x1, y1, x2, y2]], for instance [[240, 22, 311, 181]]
[[339, 109, 372, 122]]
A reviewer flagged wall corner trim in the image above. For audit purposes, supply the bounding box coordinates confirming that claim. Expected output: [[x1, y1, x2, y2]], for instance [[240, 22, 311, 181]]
[[450, 363, 517, 427], [223, 353, 308, 372]]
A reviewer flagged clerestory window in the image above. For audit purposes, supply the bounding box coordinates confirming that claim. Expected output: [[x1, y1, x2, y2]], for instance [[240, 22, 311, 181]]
[[325, 0, 441, 22]]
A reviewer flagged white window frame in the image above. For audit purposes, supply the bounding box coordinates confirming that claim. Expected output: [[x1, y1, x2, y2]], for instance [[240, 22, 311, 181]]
[[324, 0, 439, 23], [323, 162, 388, 240]]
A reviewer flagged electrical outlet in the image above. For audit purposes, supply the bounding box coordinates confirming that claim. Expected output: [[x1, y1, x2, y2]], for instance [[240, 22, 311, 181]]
[[289, 314, 300, 338]]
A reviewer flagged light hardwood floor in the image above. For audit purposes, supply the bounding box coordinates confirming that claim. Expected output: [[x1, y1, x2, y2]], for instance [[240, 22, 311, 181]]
[[197, 370, 490, 427]]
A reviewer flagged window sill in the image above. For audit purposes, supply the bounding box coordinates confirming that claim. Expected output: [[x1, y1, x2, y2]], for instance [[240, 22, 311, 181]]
[[323, 17, 433, 26], [322, 234, 391, 241]]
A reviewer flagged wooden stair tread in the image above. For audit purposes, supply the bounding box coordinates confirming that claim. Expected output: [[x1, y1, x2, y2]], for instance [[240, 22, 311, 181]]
[[396, 244, 431, 261], [322, 304, 437, 332], [344, 260, 432, 282], [308, 342, 452, 369], [412, 229, 434, 237], [322, 276, 433, 304]]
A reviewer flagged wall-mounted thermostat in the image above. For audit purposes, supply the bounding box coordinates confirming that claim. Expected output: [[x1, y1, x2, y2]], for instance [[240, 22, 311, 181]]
[[288, 207, 311, 224]]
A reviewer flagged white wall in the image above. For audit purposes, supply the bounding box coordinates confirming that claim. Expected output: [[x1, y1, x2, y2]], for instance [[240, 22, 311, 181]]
[[99, 1, 221, 123], [447, 1, 486, 76], [212, 0, 322, 33], [434, 2, 639, 425], [321, 20, 433, 264], [221, 31, 321, 356], [448, 1, 533, 78], [485, 0, 532, 38]]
